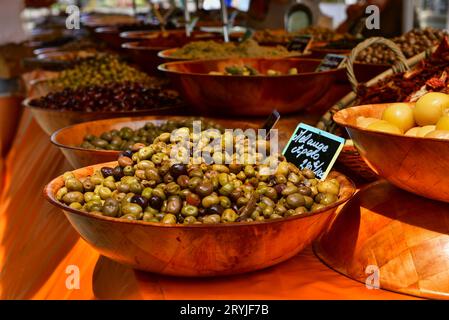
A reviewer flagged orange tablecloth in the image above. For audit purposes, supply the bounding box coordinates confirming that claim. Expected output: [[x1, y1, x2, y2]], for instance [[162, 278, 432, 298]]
[[0, 110, 416, 300]]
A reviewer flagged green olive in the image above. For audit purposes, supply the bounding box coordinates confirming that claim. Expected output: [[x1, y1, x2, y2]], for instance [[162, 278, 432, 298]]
[[317, 181, 340, 196], [202, 194, 219, 208], [121, 203, 143, 217], [63, 191, 84, 205], [98, 186, 112, 200], [221, 209, 238, 222], [65, 178, 84, 192], [286, 193, 305, 208], [183, 216, 197, 224], [162, 213, 177, 224], [203, 214, 221, 224], [102, 198, 120, 217], [181, 204, 198, 217], [319, 193, 338, 206]]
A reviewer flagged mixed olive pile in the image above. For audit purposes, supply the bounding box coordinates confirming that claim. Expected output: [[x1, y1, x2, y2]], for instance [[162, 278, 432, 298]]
[[80, 119, 223, 151], [356, 28, 446, 64], [57, 130, 341, 224], [30, 82, 183, 112], [49, 54, 162, 90]]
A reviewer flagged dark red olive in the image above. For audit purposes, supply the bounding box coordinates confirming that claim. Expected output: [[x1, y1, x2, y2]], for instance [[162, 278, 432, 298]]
[[169, 163, 188, 179], [112, 166, 124, 181], [177, 175, 190, 188], [195, 181, 214, 197], [131, 195, 149, 208], [149, 195, 163, 210], [274, 184, 286, 195], [186, 193, 201, 206]]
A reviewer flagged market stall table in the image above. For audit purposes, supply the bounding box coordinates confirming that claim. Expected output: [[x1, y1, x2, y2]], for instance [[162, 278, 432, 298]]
[[0, 110, 416, 300]]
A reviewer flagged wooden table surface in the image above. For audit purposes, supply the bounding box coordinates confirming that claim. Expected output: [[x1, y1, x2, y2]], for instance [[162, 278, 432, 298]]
[[0, 109, 416, 300]]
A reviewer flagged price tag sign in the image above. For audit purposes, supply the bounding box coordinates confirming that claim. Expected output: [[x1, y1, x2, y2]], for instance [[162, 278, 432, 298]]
[[282, 123, 345, 180], [315, 53, 347, 72], [261, 109, 280, 139], [287, 35, 312, 53]]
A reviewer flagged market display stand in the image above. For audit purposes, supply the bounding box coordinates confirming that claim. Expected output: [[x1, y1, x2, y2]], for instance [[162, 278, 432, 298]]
[[0, 109, 414, 300]]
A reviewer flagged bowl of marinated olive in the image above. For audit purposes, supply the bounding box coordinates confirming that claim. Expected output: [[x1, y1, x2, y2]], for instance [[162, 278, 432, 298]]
[[159, 57, 346, 116], [45, 129, 355, 276], [25, 81, 185, 136], [51, 116, 258, 168]]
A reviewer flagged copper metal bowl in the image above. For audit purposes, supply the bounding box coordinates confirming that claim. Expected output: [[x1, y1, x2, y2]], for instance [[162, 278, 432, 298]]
[[50, 116, 260, 168], [44, 164, 355, 276], [159, 57, 345, 117], [334, 103, 449, 203], [24, 98, 184, 136]]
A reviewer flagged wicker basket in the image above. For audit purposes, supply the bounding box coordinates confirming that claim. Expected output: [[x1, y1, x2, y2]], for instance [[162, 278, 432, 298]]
[[317, 37, 430, 183]]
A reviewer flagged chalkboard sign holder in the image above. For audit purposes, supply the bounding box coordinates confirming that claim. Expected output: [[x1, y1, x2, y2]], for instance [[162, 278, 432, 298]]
[[287, 35, 312, 53], [282, 123, 345, 180], [315, 53, 347, 72]]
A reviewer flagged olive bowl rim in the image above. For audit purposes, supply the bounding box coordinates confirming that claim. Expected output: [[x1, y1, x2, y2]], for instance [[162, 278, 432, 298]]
[[44, 161, 355, 229], [22, 97, 182, 116], [157, 57, 344, 78], [49, 116, 260, 154]]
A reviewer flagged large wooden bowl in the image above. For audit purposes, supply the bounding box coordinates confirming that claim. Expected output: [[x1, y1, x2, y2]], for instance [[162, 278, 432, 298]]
[[44, 164, 355, 277], [51, 116, 260, 168], [24, 98, 184, 136], [121, 31, 220, 75], [334, 103, 449, 203], [159, 57, 346, 117], [315, 180, 449, 300]]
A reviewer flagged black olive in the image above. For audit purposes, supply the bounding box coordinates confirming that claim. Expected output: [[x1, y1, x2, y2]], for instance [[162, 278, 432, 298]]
[[169, 163, 188, 179], [100, 167, 114, 178], [149, 195, 163, 210], [112, 166, 124, 181], [206, 204, 224, 216], [131, 195, 149, 208]]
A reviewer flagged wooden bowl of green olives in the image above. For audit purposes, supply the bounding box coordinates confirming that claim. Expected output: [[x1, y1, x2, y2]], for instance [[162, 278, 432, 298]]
[[51, 116, 259, 168], [45, 157, 355, 276]]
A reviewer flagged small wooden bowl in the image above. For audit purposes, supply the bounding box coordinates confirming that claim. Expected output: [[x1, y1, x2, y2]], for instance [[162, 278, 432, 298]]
[[44, 165, 355, 277], [159, 57, 346, 117], [51, 116, 260, 168], [24, 98, 184, 136], [334, 103, 449, 203]]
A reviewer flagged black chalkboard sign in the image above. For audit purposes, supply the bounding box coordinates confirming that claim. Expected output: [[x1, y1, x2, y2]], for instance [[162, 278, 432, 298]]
[[315, 53, 347, 72], [287, 35, 312, 53], [282, 123, 345, 180]]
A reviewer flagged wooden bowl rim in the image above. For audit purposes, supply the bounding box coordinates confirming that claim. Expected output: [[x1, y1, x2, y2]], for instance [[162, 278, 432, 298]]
[[44, 162, 355, 229], [94, 26, 120, 34], [23, 97, 179, 116], [157, 48, 187, 60], [333, 103, 449, 143], [122, 41, 173, 52], [119, 29, 209, 40], [50, 116, 260, 154], [158, 57, 343, 78]]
